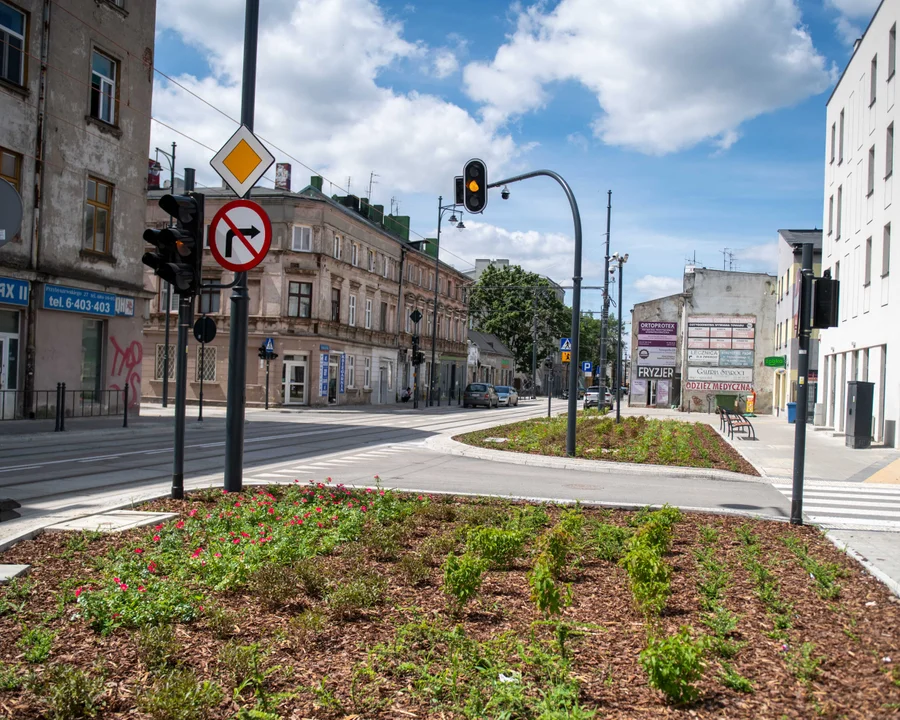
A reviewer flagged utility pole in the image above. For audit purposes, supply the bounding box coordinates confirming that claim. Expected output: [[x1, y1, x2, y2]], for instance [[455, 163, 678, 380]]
[[224, 0, 259, 494], [598, 191, 612, 387], [531, 291, 538, 399], [791, 243, 814, 525]]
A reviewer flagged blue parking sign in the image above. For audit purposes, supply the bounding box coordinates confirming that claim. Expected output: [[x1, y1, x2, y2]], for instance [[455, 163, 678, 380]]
[[582, 361, 592, 373]]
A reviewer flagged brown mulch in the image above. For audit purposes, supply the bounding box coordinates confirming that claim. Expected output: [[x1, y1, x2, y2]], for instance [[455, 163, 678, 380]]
[[0, 499, 898, 719]]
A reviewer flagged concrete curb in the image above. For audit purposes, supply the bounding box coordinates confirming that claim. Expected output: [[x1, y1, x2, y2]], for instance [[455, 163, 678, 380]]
[[823, 530, 900, 599], [426, 435, 769, 484]]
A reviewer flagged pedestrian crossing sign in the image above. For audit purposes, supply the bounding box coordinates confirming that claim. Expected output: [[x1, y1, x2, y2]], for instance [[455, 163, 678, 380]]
[[559, 338, 572, 351], [561, 351, 571, 364], [264, 337, 274, 353]]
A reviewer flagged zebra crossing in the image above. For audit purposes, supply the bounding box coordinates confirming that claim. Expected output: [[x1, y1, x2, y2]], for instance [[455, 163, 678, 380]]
[[772, 482, 900, 531], [246, 441, 427, 483]]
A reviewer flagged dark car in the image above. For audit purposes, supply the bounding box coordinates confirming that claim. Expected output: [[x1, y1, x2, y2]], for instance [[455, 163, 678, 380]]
[[463, 383, 499, 408]]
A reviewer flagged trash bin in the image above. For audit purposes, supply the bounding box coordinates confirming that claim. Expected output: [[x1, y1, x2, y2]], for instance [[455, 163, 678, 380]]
[[786, 402, 797, 424]]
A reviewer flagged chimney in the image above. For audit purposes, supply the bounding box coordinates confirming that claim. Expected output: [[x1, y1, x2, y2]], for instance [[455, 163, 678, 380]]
[[310, 175, 324, 191]]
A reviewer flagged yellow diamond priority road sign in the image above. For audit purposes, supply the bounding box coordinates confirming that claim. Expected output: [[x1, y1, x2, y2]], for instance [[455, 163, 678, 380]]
[[210, 124, 275, 198]]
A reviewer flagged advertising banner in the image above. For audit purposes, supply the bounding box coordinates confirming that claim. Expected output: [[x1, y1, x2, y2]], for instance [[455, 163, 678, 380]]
[[637, 321, 677, 365], [43, 284, 134, 317], [718, 350, 754, 367], [685, 381, 753, 392], [636, 346, 677, 365], [687, 366, 753, 382], [320, 353, 329, 397], [687, 349, 719, 365]]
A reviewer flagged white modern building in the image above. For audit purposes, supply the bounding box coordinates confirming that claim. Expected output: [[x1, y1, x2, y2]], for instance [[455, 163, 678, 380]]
[[820, 0, 899, 445]]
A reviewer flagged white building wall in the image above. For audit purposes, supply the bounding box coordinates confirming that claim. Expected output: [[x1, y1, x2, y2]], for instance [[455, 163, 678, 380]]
[[821, 1, 900, 444]]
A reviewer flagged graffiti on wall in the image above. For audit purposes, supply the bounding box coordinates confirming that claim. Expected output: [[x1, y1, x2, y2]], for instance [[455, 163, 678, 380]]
[[109, 337, 142, 407]]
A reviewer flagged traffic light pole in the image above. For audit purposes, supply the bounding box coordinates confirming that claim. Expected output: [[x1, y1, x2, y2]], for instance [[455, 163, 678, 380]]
[[598, 191, 611, 386], [265, 357, 270, 410], [156, 141, 176, 409], [487, 170, 583, 457], [616, 259, 624, 424], [224, 0, 259, 494], [791, 242, 814, 525], [172, 294, 192, 500]]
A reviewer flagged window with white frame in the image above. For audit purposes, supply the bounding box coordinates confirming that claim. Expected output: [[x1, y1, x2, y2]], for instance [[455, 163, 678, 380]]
[[405, 306, 411, 333], [364, 298, 372, 329], [868, 145, 876, 196], [884, 223, 892, 277], [383, 256, 389, 278], [865, 237, 873, 286], [155, 344, 175, 380], [839, 109, 845, 163], [0, 2, 26, 86], [364, 357, 371, 388], [828, 195, 834, 235], [891, 24, 897, 79], [368, 250, 375, 272], [158, 282, 178, 313], [333, 233, 342, 260], [887, 124, 894, 178], [830, 123, 836, 164], [196, 346, 216, 382], [871, 55, 878, 106], [292, 225, 311, 252], [90, 50, 118, 125], [408, 263, 414, 281], [351, 243, 359, 266], [348, 355, 355, 387], [836, 185, 843, 238], [348, 295, 356, 326]]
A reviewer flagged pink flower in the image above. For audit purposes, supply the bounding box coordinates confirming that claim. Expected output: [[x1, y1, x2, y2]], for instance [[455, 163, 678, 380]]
[[138, 585, 146, 593], [154, 523, 164, 530], [361, 505, 368, 513], [74, 587, 84, 598], [189, 509, 198, 517], [175, 520, 185, 530], [316, 522, 323, 528], [113, 577, 121, 584], [214, 552, 221, 558], [119, 583, 128, 591], [316, 507, 322, 513], [191, 547, 203, 558], [152, 535, 161, 542], [233, 538, 240, 544], [134, 547, 144, 554], [147, 561, 158, 573]]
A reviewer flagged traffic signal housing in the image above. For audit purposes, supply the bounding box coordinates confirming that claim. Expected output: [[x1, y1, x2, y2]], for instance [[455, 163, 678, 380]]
[[143, 193, 204, 296], [463, 159, 487, 214], [258, 343, 279, 361]]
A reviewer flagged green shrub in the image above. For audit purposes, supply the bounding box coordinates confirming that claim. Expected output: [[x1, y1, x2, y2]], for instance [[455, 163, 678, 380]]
[[442, 552, 487, 610], [136, 624, 180, 672], [219, 641, 271, 698], [78, 580, 202, 634], [719, 662, 753, 693], [140, 668, 222, 720], [364, 522, 406, 561], [559, 507, 585, 537], [293, 557, 328, 599], [204, 605, 238, 640], [458, 503, 509, 528], [18, 624, 55, 663], [507, 505, 550, 536], [398, 552, 431, 586], [419, 531, 458, 566], [0, 660, 22, 691], [34, 664, 105, 720], [619, 543, 671, 616], [537, 525, 574, 578], [595, 523, 632, 562], [289, 608, 327, 640], [787, 642, 824, 686], [633, 518, 673, 555], [639, 627, 706, 705], [466, 527, 525, 568], [528, 555, 565, 617], [327, 575, 386, 620], [246, 564, 299, 608]]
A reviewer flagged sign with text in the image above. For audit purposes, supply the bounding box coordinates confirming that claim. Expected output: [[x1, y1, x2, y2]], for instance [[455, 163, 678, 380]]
[[637, 322, 677, 373], [637, 346, 677, 365], [636, 366, 674, 379], [320, 353, 329, 397], [687, 349, 719, 366], [686, 316, 755, 350], [764, 355, 786, 367], [718, 350, 754, 367], [339, 353, 346, 394], [0, 276, 29, 307], [43, 284, 134, 317], [687, 366, 753, 382], [685, 380, 753, 392]]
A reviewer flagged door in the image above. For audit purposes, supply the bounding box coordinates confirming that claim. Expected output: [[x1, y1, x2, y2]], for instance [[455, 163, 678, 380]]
[[328, 360, 339, 403], [0, 334, 19, 420], [283, 361, 307, 405], [379, 366, 388, 404]]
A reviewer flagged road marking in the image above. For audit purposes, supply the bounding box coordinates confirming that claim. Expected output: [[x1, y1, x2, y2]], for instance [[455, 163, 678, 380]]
[[773, 483, 900, 497], [803, 516, 900, 529], [776, 497, 900, 509]]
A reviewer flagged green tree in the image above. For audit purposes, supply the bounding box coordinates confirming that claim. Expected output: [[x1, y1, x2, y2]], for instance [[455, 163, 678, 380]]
[[579, 313, 621, 384], [468, 264, 569, 375]]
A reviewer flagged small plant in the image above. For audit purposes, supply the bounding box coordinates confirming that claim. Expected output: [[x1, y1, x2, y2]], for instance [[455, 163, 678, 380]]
[[294, 556, 329, 599], [140, 668, 223, 720], [782, 535, 846, 600], [595, 523, 632, 562], [699, 525, 720, 545], [466, 527, 525, 568], [326, 574, 386, 620], [639, 627, 706, 705], [442, 552, 487, 611], [528, 555, 566, 617], [289, 608, 327, 640], [458, 502, 509, 528], [398, 552, 431, 586], [364, 522, 405, 561], [136, 623, 180, 672], [33, 663, 105, 720], [418, 531, 458, 565], [205, 605, 238, 640], [537, 524, 575, 578], [787, 642, 824, 687], [247, 564, 299, 608], [0, 660, 22, 691], [18, 624, 55, 663], [719, 662, 753, 693], [619, 542, 671, 616]]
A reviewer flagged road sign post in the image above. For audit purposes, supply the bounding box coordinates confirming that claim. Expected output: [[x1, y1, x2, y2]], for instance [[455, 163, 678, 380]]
[[582, 361, 592, 374], [193, 317, 217, 422]]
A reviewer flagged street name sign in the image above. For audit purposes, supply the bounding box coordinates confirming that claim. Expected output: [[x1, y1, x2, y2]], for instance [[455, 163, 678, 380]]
[[209, 199, 272, 272], [210, 124, 275, 198]]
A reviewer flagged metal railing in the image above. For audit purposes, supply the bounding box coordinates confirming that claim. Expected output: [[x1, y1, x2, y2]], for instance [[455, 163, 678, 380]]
[[0, 383, 129, 430]]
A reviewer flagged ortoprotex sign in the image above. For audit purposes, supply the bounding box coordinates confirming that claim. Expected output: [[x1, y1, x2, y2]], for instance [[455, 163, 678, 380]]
[[0, 276, 29, 307]]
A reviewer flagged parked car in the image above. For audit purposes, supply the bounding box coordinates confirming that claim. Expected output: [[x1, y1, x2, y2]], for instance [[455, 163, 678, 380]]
[[463, 383, 499, 408], [495, 386, 519, 407], [584, 385, 612, 410]]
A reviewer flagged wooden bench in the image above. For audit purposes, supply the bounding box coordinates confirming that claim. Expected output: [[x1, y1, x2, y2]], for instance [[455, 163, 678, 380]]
[[718, 407, 757, 441]]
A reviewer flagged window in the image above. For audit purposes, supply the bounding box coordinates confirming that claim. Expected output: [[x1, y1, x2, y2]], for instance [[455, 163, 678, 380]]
[[196, 346, 216, 382], [383, 256, 389, 278], [157, 282, 177, 313], [828, 195, 834, 235], [348, 295, 356, 326], [871, 55, 878, 106], [331, 287, 340, 321], [155, 343, 175, 380], [81, 319, 103, 397], [407, 263, 414, 281], [292, 226, 311, 252], [890, 24, 897, 79], [0, 2, 25, 86], [364, 357, 371, 388], [884, 223, 892, 276], [364, 298, 372, 329], [405, 306, 411, 333], [0, 147, 21, 192], [836, 185, 843, 239], [830, 123, 836, 163], [84, 177, 113, 253], [865, 236, 873, 286], [868, 145, 876, 196], [90, 50, 118, 124], [198, 287, 220, 314], [380, 301, 387, 331], [351, 243, 359, 266], [348, 355, 355, 387], [288, 281, 312, 318], [333, 233, 341, 260], [839, 109, 844, 163], [368, 250, 375, 272], [888, 124, 894, 178]]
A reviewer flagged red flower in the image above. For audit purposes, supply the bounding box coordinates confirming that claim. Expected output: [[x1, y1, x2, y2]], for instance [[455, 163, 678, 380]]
[[147, 561, 158, 573], [152, 535, 161, 542], [154, 523, 164, 530], [175, 520, 185, 530], [189, 508, 198, 517], [134, 547, 144, 554], [119, 583, 128, 591], [74, 587, 84, 598], [214, 552, 222, 558], [113, 577, 121, 584], [191, 547, 203, 558], [361, 506, 368, 513], [233, 538, 241, 544], [316, 507, 322, 513], [138, 585, 146, 593]]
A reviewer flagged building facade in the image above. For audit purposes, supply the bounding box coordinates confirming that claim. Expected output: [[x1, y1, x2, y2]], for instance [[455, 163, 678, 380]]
[[467, 330, 515, 387], [820, 1, 899, 445], [772, 230, 822, 417], [0, 0, 155, 419], [630, 268, 777, 413], [142, 179, 471, 407]]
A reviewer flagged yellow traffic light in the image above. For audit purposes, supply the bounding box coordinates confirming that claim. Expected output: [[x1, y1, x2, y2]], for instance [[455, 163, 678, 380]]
[[468, 179, 480, 192]]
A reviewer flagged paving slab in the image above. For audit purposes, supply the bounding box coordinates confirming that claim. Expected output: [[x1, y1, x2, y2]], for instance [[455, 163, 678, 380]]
[[43, 510, 178, 534], [0, 564, 30, 584]]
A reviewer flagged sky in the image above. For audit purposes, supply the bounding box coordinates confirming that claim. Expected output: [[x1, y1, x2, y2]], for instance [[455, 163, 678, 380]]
[[150, 0, 883, 324]]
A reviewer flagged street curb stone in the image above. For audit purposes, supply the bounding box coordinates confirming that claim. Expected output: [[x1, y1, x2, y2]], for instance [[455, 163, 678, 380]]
[[823, 531, 900, 599]]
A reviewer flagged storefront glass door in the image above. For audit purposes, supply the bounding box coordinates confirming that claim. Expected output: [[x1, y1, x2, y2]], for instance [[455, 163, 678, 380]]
[[283, 361, 307, 405]]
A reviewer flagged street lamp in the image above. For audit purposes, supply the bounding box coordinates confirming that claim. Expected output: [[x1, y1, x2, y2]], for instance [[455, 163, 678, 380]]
[[429, 196, 465, 407], [611, 252, 628, 423]]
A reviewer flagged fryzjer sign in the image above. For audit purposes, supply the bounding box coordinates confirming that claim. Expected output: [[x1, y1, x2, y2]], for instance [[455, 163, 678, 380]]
[[685, 381, 753, 392], [636, 366, 674, 379]]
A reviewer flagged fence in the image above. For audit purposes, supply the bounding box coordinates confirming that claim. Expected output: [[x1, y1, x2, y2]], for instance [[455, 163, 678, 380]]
[[0, 383, 129, 430]]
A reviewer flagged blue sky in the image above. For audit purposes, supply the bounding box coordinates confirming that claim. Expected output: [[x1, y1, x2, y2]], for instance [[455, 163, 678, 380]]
[[150, 0, 882, 321]]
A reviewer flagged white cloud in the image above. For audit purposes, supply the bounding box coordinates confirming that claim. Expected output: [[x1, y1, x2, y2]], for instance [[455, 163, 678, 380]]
[[834, 16, 863, 46], [432, 49, 459, 78], [463, 0, 835, 155], [152, 0, 519, 196], [732, 242, 779, 274], [826, 0, 880, 18], [634, 275, 683, 299]]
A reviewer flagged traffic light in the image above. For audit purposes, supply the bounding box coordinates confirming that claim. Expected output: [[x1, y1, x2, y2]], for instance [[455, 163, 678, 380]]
[[463, 158, 487, 214], [812, 274, 840, 329], [143, 193, 204, 296], [413, 351, 426, 366], [258, 343, 279, 361], [454, 176, 464, 206]]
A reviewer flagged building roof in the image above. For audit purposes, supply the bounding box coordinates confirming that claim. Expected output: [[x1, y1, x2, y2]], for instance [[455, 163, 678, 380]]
[[778, 229, 822, 249], [467, 329, 514, 358], [827, 0, 887, 105]]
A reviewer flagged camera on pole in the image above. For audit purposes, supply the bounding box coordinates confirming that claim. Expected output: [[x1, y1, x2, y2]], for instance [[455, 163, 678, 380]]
[[143, 194, 203, 296], [462, 159, 487, 214]]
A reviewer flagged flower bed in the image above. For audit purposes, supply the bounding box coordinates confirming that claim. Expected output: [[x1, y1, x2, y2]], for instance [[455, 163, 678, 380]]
[[458, 413, 758, 475], [0, 482, 897, 718]]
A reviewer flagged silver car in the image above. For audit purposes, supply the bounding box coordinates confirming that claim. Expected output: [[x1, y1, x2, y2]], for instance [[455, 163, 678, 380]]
[[495, 386, 519, 406]]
